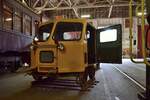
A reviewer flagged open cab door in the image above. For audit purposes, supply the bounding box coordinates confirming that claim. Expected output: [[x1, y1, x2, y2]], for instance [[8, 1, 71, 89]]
[[96, 24, 122, 64]]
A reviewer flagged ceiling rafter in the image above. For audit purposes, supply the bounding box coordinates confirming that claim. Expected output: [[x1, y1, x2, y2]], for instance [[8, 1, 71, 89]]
[[29, 0, 139, 19], [56, 0, 64, 8], [108, 0, 115, 18], [35, 3, 137, 11], [73, 8, 79, 18], [73, 0, 80, 6], [83, 0, 90, 6], [33, 0, 40, 7], [48, 0, 55, 7], [33, 0, 49, 12], [71, 0, 79, 18], [64, 0, 79, 18], [67, 0, 72, 6], [63, 0, 70, 6], [33, 0, 137, 11], [106, 0, 112, 4]]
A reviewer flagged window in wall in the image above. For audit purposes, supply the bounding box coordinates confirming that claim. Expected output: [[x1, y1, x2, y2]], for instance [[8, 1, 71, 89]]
[[3, 4, 13, 30], [23, 14, 32, 35], [14, 11, 22, 32]]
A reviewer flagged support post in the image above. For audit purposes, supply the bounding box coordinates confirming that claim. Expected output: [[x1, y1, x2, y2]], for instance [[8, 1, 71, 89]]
[[146, 0, 150, 15], [146, 62, 150, 99]]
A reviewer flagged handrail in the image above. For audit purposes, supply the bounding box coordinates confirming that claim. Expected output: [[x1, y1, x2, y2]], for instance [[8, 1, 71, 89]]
[[141, 0, 150, 66], [129, 0, 144, 63]]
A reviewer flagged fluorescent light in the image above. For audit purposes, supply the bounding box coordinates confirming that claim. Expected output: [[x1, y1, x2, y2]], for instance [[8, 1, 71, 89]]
[[81, 14, 91, 18], [98, 26, 105, 29], [98, 26, 108, 29], [5, 18, 12, 21], [137, 12, 147, 16]]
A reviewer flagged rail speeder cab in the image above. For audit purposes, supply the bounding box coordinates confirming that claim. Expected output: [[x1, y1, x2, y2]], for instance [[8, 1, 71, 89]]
[[30, 19, 122, 89]]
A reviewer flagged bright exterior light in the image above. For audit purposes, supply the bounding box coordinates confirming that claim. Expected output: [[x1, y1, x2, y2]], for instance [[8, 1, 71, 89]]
[[81, 14, 91, 18], [43, 33, 50, 40], [23, 62, 29, 67], [100, 29, 117, 43], [34, 37, 39, 41]]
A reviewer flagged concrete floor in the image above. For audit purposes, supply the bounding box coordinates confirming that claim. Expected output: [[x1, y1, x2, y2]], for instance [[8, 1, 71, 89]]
[[114, 59, 146, 87], [0, 59, 145, 100]]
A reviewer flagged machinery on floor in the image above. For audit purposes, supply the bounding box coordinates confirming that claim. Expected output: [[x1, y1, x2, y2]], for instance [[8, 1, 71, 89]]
[[28, 19, 122, 90]]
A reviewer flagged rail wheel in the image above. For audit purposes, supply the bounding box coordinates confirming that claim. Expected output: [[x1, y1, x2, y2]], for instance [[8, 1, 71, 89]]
[[76, 69, 88, 91], [87, 66, 96, 85], [96, 63, 100, 70]]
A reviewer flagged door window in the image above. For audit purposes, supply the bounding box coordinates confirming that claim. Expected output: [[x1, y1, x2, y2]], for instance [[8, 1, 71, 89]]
[[53, 22, 83, 41], [100, 29, 117, 43], [34, 23, 54, 42]]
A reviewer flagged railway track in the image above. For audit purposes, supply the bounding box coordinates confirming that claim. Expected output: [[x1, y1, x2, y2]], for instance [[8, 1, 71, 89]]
[[32, 78, 82, 91], [112, 65, 146, 91], [31, 77, 98, 91], [112, 65, 146, 100]]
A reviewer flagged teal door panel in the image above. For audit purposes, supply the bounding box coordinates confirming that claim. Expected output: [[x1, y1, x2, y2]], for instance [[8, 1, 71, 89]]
[[96, 24, 122, 64]]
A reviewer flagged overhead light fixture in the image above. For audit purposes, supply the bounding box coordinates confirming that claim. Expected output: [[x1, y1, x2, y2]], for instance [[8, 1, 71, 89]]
[[137, 12, 147, 16], [98, 26, 108, 29], [5, 18, 12, 21], [81, 14, 91, 18], [98, 26, 105, 29]]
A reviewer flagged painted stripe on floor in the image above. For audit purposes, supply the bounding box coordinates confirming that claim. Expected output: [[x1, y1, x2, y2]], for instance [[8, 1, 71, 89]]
[[115, 97, 120, 100], [112, 65, 146, 91], [101, 70, 112, 100]]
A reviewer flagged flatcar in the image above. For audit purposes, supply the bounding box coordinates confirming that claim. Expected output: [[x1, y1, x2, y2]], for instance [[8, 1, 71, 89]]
[[0, 0, 40, 73], [29, 19, 122, 90]]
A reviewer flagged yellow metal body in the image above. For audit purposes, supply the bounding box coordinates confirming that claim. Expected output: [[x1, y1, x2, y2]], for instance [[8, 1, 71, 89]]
[[30, 19, 90, 73]]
